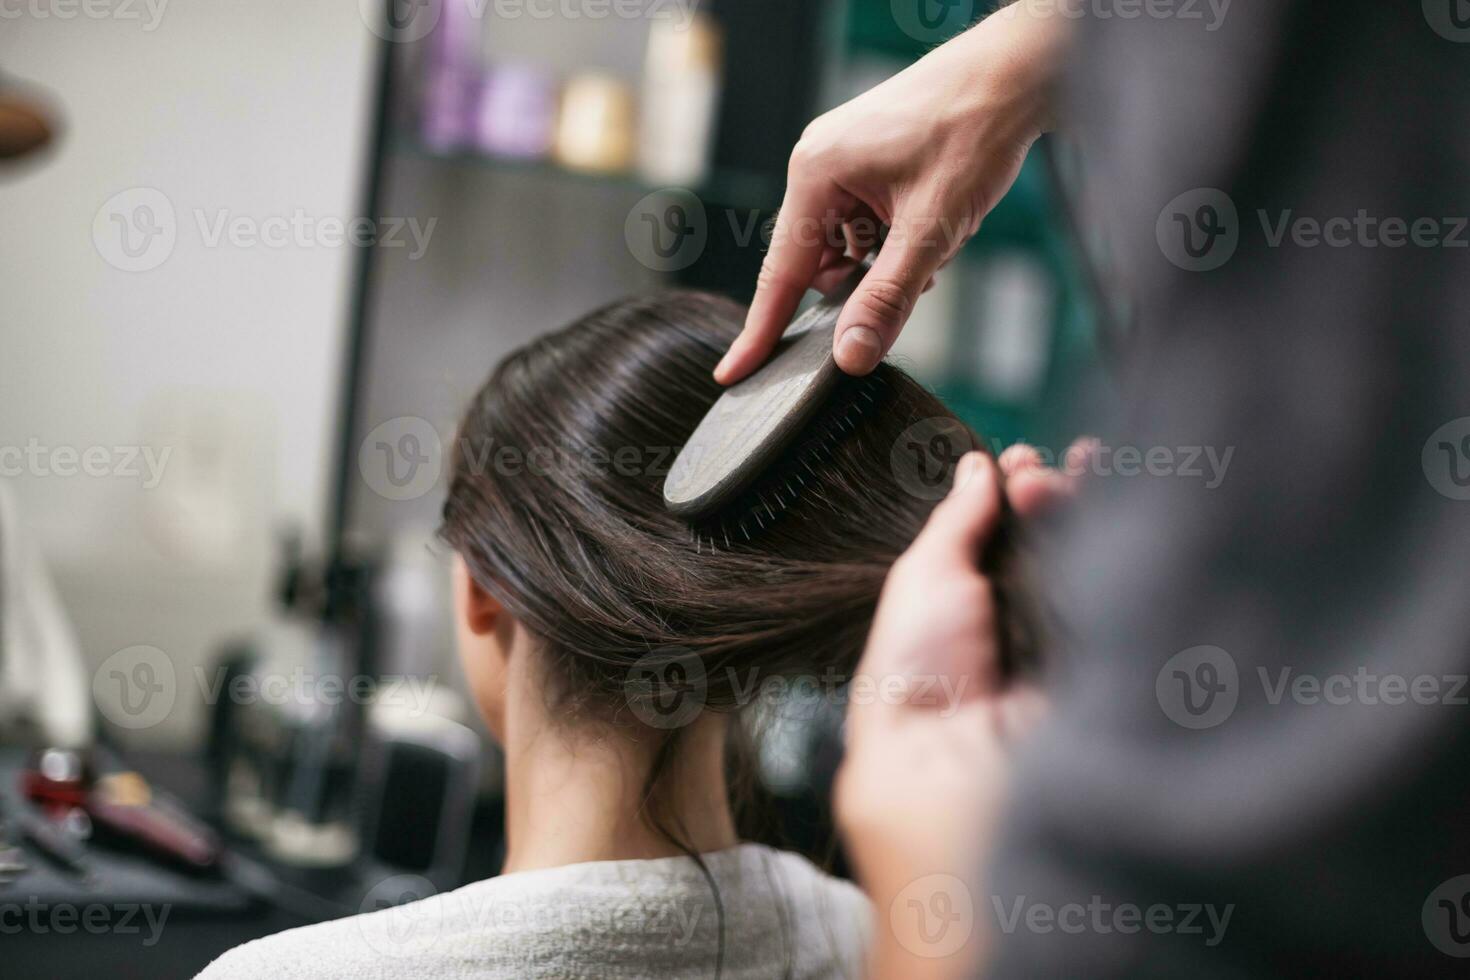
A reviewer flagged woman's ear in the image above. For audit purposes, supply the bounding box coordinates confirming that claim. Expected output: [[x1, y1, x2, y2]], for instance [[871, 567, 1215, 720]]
[[450, 553, 514, 742], [452, 554, 502, 636]]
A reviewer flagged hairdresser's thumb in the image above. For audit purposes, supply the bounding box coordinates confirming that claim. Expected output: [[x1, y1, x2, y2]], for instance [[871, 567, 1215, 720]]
[[908, 452, 1001, 567], [833, 226, 946, 375]]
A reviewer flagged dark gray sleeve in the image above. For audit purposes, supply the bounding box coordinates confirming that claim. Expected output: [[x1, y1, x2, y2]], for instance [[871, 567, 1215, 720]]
[[986, 2, 1470, 975]]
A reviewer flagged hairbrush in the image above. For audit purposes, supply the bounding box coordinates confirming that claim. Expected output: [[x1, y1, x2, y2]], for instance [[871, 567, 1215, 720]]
[[664, 261, 882, 549]]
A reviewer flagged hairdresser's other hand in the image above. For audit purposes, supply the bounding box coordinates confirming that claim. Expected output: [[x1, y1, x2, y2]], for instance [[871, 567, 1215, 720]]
[[715, 3, 1069, 384], [999, 436, 1098, 517], [835, 452, 1048, 979]]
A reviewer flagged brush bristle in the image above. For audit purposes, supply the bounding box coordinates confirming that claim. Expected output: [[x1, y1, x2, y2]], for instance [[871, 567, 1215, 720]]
[[684, 373, 889, 553]]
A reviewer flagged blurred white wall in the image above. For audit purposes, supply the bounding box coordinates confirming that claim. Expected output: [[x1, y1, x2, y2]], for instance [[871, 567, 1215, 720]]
[[0, 1, 376, 746]]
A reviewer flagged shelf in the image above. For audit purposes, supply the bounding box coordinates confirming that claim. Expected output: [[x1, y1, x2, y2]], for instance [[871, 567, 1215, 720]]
[[391, 137, 784, 213]]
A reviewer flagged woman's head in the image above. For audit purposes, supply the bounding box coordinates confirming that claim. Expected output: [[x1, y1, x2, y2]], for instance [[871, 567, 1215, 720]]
[[438, 291, 1034, 777]]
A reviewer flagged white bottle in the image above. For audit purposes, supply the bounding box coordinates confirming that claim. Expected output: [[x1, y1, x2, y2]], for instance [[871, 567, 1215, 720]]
[[637, 14, 723, 187]]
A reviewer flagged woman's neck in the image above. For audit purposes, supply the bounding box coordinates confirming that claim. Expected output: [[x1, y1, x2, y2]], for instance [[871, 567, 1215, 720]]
[[499, 706, 739, 875]]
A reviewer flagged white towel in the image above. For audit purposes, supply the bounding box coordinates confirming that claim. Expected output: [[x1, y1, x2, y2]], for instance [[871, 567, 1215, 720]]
[[197, 843, 871, 979]]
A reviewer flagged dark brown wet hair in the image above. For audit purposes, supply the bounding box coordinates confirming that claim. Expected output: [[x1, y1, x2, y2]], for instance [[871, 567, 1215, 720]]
[[439, 291, 1037, 832]]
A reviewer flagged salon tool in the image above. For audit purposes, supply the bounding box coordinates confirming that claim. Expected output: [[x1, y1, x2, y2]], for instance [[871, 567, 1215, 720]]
[[0, 806, 27, 885], [23, 754, 221, 873], [87, 784, 221, 873], [0, 844, 26, 883], [663, 260, 882, 547], [14, 806, 90, 879]]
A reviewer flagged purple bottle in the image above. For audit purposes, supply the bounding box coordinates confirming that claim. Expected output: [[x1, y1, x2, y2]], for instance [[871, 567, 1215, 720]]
[[473, 65, 557, 160], [420, 0, 479, 152]]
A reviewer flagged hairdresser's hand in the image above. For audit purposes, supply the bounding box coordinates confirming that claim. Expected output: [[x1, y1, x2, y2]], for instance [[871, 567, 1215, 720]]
[[998, 436, 1097, 516], [834, 445, 1087, 979], [715, 3, 1069, 384]]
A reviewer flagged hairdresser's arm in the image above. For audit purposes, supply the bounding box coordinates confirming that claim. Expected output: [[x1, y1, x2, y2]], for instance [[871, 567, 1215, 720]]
[[715, 3, 1070, 384], [836, 446, 1079, 979]]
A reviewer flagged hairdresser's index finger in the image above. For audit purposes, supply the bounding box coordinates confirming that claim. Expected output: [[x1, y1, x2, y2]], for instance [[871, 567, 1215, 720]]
[[714, 179, 833, 385], [1000, 437, 1096, 518]]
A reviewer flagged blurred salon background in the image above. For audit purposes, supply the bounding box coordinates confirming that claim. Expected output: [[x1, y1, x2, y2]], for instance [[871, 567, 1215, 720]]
[[0, 2, 1098, 976]]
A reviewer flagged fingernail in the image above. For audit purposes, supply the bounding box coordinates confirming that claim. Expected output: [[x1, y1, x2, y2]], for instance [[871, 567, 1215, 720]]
[[952, 452, 984, 492], [835, 327, 882, 374], [714, 352, 732, 379]]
